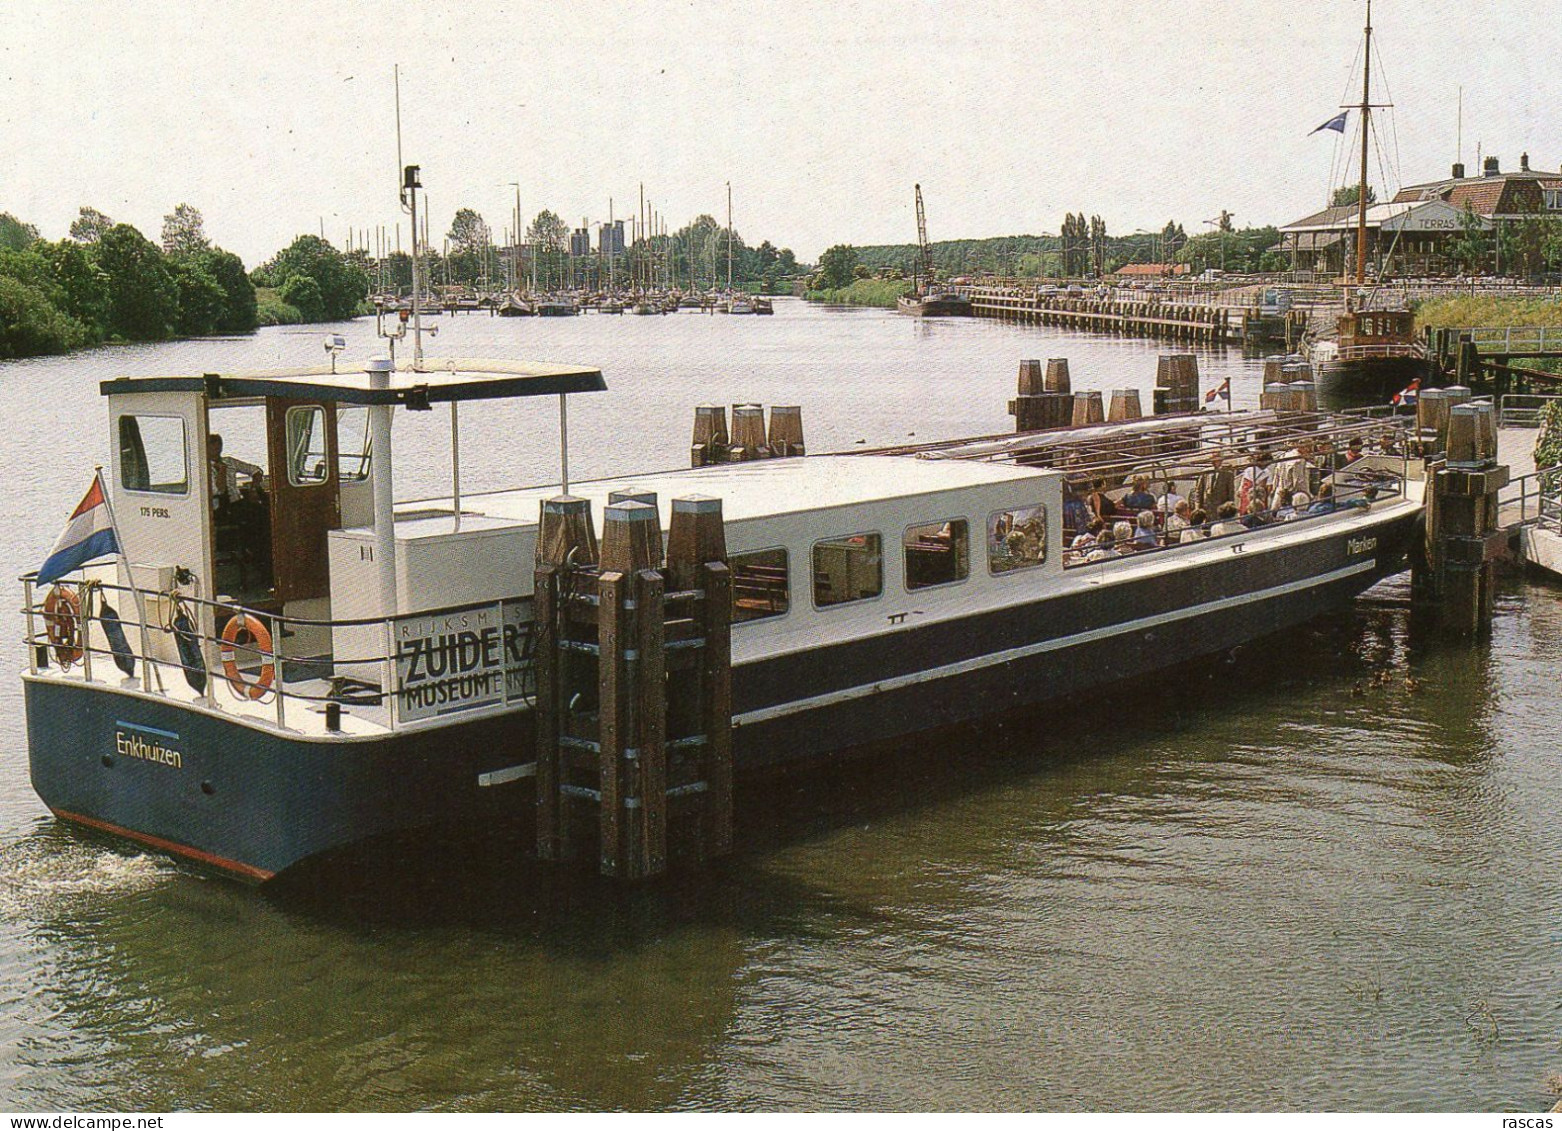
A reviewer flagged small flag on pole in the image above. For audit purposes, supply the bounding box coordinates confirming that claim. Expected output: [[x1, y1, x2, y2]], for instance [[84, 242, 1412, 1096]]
[[37, 473, 120, 584], [1391, 378, 1421, 407], [1205, 377, 1231, 404], [1311, 110, 1349, 135]]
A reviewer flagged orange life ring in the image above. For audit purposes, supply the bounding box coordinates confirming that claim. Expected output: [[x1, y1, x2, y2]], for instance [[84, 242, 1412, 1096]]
[[43, 584, 83, 668], [219, 613, 275, 700]]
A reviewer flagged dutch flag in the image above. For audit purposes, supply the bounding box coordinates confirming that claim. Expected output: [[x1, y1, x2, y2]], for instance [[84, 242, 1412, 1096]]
[[37, 473, 120, 584], [1205, 377, 1231, 404], [1391, 378, 1421, 407]]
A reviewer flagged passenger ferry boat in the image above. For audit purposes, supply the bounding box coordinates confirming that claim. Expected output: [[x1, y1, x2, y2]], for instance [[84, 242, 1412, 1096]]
[[20, 354, 1425, 882]]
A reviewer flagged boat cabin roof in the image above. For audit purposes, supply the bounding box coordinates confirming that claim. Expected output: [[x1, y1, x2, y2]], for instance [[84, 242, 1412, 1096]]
[[415, 454, 1054, 530], [99, 357, 606, 406]]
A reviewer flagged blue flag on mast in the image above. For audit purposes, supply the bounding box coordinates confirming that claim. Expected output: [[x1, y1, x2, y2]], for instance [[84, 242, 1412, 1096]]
[[1311, 111, 1349, 135]]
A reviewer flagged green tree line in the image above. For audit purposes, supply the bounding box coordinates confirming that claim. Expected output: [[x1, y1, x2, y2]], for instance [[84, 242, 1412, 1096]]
[[0, 205, 373, 360]]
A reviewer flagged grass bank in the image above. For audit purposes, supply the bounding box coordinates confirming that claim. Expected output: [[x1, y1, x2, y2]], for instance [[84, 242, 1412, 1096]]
[[1413, 294, 1562, 331], [255, 287, 305, 327], [804, 278, 907, 308]]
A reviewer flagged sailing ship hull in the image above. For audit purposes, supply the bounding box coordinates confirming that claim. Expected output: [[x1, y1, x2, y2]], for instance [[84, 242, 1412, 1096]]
[[25, 507, 1416, 882], [898, 294, 973, 317]]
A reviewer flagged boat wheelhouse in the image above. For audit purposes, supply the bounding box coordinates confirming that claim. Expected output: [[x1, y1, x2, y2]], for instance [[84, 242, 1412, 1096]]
[[21, 355, 1427, 882]]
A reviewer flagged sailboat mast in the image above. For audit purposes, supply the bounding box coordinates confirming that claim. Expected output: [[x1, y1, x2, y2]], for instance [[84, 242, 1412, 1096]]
[[1355, 0, 1372, 289], [726, 181, 734, 293]]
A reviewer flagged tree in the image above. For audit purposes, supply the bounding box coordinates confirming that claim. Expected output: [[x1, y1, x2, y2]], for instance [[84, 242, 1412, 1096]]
[[161, 203, 211, 256], [1161, 221, 1187, 258], [253, 235, 367, 320], [279, 274, 325, 322], [38, 239, 110, 335], [95, 223, 179, 340], [525, 210, 569, 290], [194, 248, 258, 332], [169, 257, 226, 335], [446, 207, 493, 287], [0, 275, 90, 358], [0, 212, 38, 252], [816, 244, 859, 289], [1331, 185, 1377, 208], [69, 206, 114, 244], [1089, 215, 1108, 276]]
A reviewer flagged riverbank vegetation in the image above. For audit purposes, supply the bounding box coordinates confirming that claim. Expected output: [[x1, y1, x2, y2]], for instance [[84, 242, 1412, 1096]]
[[0, 207, 372, 360], [1413, 295, 1562, 332], [804, 278, 907, 307]]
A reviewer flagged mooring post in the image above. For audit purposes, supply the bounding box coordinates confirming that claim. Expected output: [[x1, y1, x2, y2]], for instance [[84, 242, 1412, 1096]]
[[534, 495, 599, 862], [767, 405, 805, 457], [691, 404, 729, 468], [1420, 402, 1507, 635], [728, 404, 769, 462]]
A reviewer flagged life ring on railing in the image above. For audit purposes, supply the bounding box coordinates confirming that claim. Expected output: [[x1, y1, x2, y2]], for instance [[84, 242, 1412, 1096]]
[[219, 613, 275, 700], [43, 584, 83, 669]]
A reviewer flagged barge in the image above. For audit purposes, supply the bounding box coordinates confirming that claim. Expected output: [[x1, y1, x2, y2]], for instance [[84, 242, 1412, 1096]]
[[21, 355, 1424, 882]]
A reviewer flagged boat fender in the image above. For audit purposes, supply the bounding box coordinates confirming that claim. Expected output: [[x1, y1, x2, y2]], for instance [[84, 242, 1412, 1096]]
[[219, 613, 275, 701], [96, 599, 137, 679], [42, 584, 83, 669], [169, 599, 207, 695]]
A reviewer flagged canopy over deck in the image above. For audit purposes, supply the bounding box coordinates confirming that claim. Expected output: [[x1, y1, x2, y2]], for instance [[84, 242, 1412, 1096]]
[[99, 357, 607, 406]]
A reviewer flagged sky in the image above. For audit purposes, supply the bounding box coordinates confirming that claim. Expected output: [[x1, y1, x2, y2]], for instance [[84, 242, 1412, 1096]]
[[3, 0, 1560, 267]]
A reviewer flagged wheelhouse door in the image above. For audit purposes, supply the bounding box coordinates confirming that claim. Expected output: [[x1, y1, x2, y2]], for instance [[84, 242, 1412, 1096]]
[[266, 397, 341, 603]]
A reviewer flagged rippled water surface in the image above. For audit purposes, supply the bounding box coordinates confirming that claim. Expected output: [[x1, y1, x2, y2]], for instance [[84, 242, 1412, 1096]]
[[2, 304, 1559, 1111]]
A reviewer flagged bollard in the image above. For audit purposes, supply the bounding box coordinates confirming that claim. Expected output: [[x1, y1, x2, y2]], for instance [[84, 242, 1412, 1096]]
[[728, 404, 769, 461], [608, 488, 663, 565], [767, 405, 805, 457], [538, 495, 598, 566], [1072, 390, 1104, 426], [1108, 388, 1142, 422], [1045, 358, 1072, 395], [600, 500, 662, 575], [691, 404, 728, 468]]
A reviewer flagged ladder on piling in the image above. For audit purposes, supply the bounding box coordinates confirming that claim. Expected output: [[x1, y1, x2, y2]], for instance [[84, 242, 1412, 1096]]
[[533, 494, 734, 879]]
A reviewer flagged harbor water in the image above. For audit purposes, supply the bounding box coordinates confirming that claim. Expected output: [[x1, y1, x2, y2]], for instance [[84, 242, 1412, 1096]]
[[2, 301, 1560, 1111]]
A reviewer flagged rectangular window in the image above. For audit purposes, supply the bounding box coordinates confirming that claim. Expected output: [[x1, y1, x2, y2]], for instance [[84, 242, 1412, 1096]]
[[904, 519, 969, 590], [731, 548, 790, 623], [1546, 189, 1562, 211], [286, 405, 330, 486], [336, 406, 371, 482], [989, 504, 1048, 574], [118, 414, 188, 495], [812, 532, 882, 608]]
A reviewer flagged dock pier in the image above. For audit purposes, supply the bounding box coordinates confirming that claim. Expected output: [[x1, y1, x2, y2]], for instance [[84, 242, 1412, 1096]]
[[963, 286, 1255, 345]]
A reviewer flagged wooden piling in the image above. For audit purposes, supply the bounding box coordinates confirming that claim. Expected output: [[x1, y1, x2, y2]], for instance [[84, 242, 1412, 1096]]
[[1072, 390, 1104, 426], [691, 404, 729, 467], [767, 405, 805, 457], [1045, 358, 1072, 394], [1107, 388, 1142, 422], [729, 404, 770, 461], [1417, 400, 1508, 636], [1017, 359, 1045, 395], [538, 495, 598, 566]]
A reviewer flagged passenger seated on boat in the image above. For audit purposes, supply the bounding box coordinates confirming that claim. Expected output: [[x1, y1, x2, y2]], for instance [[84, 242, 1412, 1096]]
[[1086, 477, 1119, 520], [1085, 528, 1120, 561], [1062, 485, 1093, 540], [1209, 502, 1246, 538], [1307, 482, 1337, 515], [1278, 491, 1310, 521], [1106, 520, 1136, 554], [1164, 499, 1192, 542], [1342, 438, 1365, 465], [1340, 485, 1379, 512], [1122, 477, 1156, 513], [1192, 454, 1234, 514], [1241, 485, 1273, 529], [1272, 442, 1313, 503], [1179, 509, 1210, 543], [1157, 479, 1185, 517], [1132, 510, 1159, 549], [1236, 451, 1273, 515]]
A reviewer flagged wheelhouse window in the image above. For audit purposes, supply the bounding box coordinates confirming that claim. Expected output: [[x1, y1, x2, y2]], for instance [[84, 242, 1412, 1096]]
[[812, 532, 882, 608], [118, 414, 189, 495], [336, 405, 371, 482], [731, 548, 789, 623], [989, 504, 1048, 574], [286, 405, 330, 486], [904, 519, 969, 590]]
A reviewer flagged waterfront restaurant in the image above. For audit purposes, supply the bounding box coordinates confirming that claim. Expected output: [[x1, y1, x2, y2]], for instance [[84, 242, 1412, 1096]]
[[1278, 153, 1562, 278]]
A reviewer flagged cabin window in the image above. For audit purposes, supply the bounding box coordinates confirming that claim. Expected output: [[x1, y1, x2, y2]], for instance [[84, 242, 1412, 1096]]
[[812, 532, 883, 608], [989, 504, 1048, 573], [731, 547, 789, 623], [117, 414, 188, 495], [903, 519, 969, 590], [285, 405, 330, 486], [336, 406, 371, 482]]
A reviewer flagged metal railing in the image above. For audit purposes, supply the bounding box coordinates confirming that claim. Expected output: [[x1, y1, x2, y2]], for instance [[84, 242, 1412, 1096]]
[[1497, 468, 1562, 532], [1496, 393, 1562, 428], [20, 573, 537, 735], [1448, 326, 1562, 355]]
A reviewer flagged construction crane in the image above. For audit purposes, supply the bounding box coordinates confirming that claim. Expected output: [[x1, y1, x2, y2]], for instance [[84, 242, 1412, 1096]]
[[913, 184, 935, 292]]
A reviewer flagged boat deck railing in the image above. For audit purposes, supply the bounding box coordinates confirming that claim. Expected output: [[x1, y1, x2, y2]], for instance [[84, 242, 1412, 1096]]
[[20, 575, 535, 736]]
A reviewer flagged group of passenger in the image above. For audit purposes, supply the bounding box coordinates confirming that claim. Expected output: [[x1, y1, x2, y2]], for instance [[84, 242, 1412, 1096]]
[[1062, 436, 1386, 565]]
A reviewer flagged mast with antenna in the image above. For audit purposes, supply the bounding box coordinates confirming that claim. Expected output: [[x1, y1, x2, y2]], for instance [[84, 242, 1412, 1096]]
[[726, 182, 733, 293]]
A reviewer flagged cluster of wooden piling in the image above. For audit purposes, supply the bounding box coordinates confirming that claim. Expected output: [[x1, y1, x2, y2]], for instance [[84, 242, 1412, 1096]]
[[1008, 353, 1204, 434], [1258, 355, 1318, 412], [691, 404, 804, 466], [533, 492, 733, 878], [1411, 388, 1507, 636], [965, 288, 1250, 344]]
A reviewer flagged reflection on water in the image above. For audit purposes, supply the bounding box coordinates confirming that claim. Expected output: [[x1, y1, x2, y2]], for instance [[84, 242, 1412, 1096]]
[[2, 310, 1560, 1110]]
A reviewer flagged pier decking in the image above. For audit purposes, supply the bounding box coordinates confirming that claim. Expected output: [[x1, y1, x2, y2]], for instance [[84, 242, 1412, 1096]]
[[960, 287, 1287, 345]]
